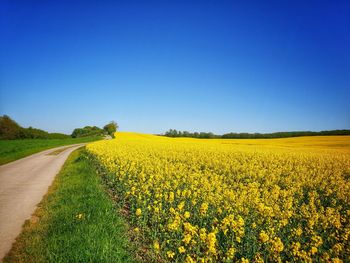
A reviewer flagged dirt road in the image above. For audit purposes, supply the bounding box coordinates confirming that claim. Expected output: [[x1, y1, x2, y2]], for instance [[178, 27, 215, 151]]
[[0, 144, 85, 261]]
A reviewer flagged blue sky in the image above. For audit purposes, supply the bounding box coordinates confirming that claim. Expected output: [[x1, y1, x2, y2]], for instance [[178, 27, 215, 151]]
[[1, 0, 349, 134]]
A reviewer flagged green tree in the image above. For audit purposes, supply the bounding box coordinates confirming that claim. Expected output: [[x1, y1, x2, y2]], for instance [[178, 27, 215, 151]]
[[0, 115, 22, 139], [103, 121, 119, 137], [71, 126, 104, 138]]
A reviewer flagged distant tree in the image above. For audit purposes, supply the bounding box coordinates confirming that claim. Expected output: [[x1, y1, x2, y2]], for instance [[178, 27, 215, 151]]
[[103, 121, 119, 138], [0, 115, 22, 139], [71, 128, 83, 138], [163, 128, 350, 139], [21, 126, 50, 139], [183, 131, 190, 137], [170, 129, 179, 137], [71, 126, 104, 138], [165, 129, 176, 137]]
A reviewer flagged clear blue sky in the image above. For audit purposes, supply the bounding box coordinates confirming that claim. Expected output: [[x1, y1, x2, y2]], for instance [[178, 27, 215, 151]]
[[1, 0, 349, 134]]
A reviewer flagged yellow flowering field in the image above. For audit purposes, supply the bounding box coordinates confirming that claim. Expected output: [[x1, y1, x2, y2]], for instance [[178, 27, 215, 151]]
[[86, 133, 350, 262]]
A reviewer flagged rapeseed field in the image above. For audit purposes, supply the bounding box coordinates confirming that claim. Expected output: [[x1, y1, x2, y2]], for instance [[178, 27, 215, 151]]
[[87, 133, 350, 262]]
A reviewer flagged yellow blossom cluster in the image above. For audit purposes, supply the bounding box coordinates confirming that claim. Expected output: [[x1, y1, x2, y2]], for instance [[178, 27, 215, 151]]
[[86, 132, 350, 262]]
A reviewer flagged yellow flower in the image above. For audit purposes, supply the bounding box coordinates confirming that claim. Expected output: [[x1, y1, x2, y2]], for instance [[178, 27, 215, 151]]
[[185, 255, 195, 263], [168, 216, 181, 231], [291, 242, 301, 256], [226, 247, 236, 259], [183, 233, 192, 244], [199, 228, 207, 242], [135, 208, 142, 216], [253, 253, 264, 263], [167, 250, 175, 258], [206, 232, 217, 254], [169, 192, 174, 203], [271, 237, 284, 253], [312, 235, 323, 247], [259, 230, 269, 243], [178, 246, 186, 253], [295, 227, 303, 236], [333, 243, 343, 253], [75, 213, 84, 219], [200, 202, 208, 215], [178, 201, 185, 211], [184, 211, 191, 219], [310, 246, 318, 255], [153, 241, 160, 252]]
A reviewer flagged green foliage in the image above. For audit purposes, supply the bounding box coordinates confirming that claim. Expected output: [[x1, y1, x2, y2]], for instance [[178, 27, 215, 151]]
[[164, 129, 350, 139], [71, 126, 104, 138], [0, 115, 69, 140], [221, 130, 350, 138], [165, 129, 218, 139], [72, 121, 119, 138], [0, 115, 22, 139], [103, 121, 119, 137]]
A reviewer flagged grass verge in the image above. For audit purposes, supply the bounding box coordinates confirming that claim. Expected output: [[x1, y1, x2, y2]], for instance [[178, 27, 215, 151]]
[[4, 148, 135, 263], [0, 136, 101, 165]]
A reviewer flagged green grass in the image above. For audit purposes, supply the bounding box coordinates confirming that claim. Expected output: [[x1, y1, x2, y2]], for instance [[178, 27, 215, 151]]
[[0, 136, 101, 165], [4, 148, 135, 263]]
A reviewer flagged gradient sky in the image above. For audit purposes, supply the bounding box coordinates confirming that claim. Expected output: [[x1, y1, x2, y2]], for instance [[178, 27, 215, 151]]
[[1, 0, 349, 134]]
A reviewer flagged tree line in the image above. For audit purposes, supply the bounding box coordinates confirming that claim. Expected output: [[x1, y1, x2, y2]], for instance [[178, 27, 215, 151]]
[[165, 129, 218, 138], [71, 121, 118, 138], [164, 129, 350, 139], [0, 115, 118, 140], [0, 115, 69, 140]]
